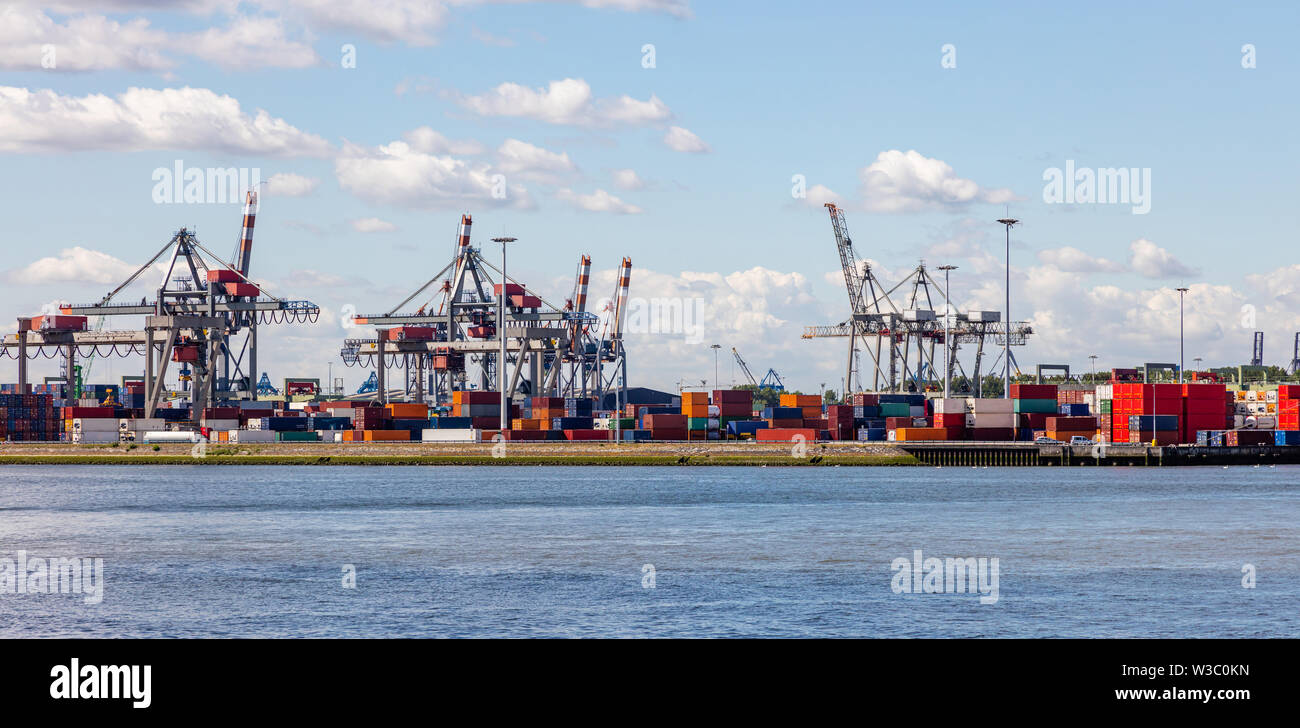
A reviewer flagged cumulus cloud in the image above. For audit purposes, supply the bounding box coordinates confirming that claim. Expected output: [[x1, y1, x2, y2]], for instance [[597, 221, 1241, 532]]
[[402, 126, 486, 156], [264, 172, 319, 197], [1127, 238, 1198, 279], [454, 78, 671, 127], [1037, 246, 1125, 273], [1, 246, 141, 285], [350, 217, 398, 233], [834, 150, 1019, 213], [334, 137, 531, 209], [0, 7, 318, 71], [555, 188, 642, 214], [494, 138, 576, 183], [662, 125, 709, 153], [610, 168, 644, 190], [0, 85, 332, 156]]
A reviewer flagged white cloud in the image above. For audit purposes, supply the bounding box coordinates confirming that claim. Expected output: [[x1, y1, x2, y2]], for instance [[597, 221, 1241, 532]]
[[1128, 238, 1198, 279], [334, 137, 531, 209], [1, 246, 141, 285], [662, 125, 709, 153], [1037, 246, 1125, 273], [454, 78, 671, 127], [610, 168, 644, 190], [0, 7, 318, 71], [846, 149, 1017, 213], [402, 126, 486, 155], [494, 138, 576, 182], [0, 7, 171, 71], [179, 15, 319, 70], [0, 85, 332, 156], [555, 188, 642, 214], [350, 217, 398, 233], [264, 172, 320, 197]]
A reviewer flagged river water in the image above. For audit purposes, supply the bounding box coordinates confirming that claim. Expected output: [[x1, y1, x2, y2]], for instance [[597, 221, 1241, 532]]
[[0, 465, 1295, 637]]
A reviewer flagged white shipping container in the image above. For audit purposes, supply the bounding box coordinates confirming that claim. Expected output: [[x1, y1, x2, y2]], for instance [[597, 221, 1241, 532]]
[[230, 430, 275, 443], [421, 428, 482, 443], [289, 401, 308, 410], [1095, 384, 1113, 401], [971, 398, 1014, 413], [932, 398, 967, 414], [203, 419, 239, 430], [143, 431, 204, 443], [120, 418, 165, 431], [973, 413, 1017, 428], [71, 432, 118, 444], [73, 418, 118, 432]]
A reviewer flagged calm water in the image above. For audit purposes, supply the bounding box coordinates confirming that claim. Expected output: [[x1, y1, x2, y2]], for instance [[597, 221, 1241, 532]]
[[0, 465, 1296, 638]]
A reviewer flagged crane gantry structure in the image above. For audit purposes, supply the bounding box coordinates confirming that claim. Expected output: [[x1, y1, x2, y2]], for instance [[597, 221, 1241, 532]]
[[802, 203, 1033, 394], [732, 347, 784, 391], [1, 191, 321, 419], [339, 213, 630, 407]]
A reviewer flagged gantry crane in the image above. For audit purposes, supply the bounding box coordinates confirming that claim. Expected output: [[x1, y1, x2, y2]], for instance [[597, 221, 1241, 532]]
[[802, 202, 1033, 394], [338, 213, 611, 405], [2, 191, 320, 420]]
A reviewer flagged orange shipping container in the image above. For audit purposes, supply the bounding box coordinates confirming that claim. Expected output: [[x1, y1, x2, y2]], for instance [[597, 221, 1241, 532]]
[[894, 427, 948, 441], [386, 403, 428, 418], [780, 394, 821, 408], [683, 404, 710, 418], [681, 392, 710, 406], [363, 430, 410, 442]]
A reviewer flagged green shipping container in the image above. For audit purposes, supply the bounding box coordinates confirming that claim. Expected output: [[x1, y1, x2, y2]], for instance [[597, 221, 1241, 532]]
[[277, 431, 320, 442], [687, 417, 710, 430], [1098, 399, 1112, 414], [1013, 398, 1057, 414], [879, 403, 911, 417]]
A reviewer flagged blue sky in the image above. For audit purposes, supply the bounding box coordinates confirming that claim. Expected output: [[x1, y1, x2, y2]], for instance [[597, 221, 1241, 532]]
[[1, 1, 1297, 392]]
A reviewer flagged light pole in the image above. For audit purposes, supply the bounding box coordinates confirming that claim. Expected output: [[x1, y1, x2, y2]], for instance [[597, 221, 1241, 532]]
[[996, 217, 1018, 398], [493, 236, 516, 429], [710, 343, 720, 393], [1089, 354, 1098, 383], [1176, 287, 1189, 384], [937, 264, 958, 399]]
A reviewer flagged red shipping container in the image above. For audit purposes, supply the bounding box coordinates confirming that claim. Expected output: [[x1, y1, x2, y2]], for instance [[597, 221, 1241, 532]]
[[387, 326, 436, 341], [650, 428, 687, 440], [969, 427, 1015, 441], [712, 390, 754, 405], [756, 428, 817, 442], [470, 416, 501, 429], [1045, 416, 1097, 431], [718, 403, 752, 417], [564, 429, 611, 441], [224, 282, 260, 297], [64, 406, 115, 418], [1184, 398, 1229, 415], [501, 430, 546, 440], [1010, 384, 1057, 399], [851, 393, 880, 406], [1182, 383, 1227, 399], [1226, 430, 1274, 447], [644, 414, 687, 429], [508, 295, 541, 308], [1018, 413, 1050, 429], [207, 269, 242, 283], [934, 413, 966, 427], [493, 283, 525, 297], [769, 418, 803, 429], [1277, 385, 1300, 400]]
